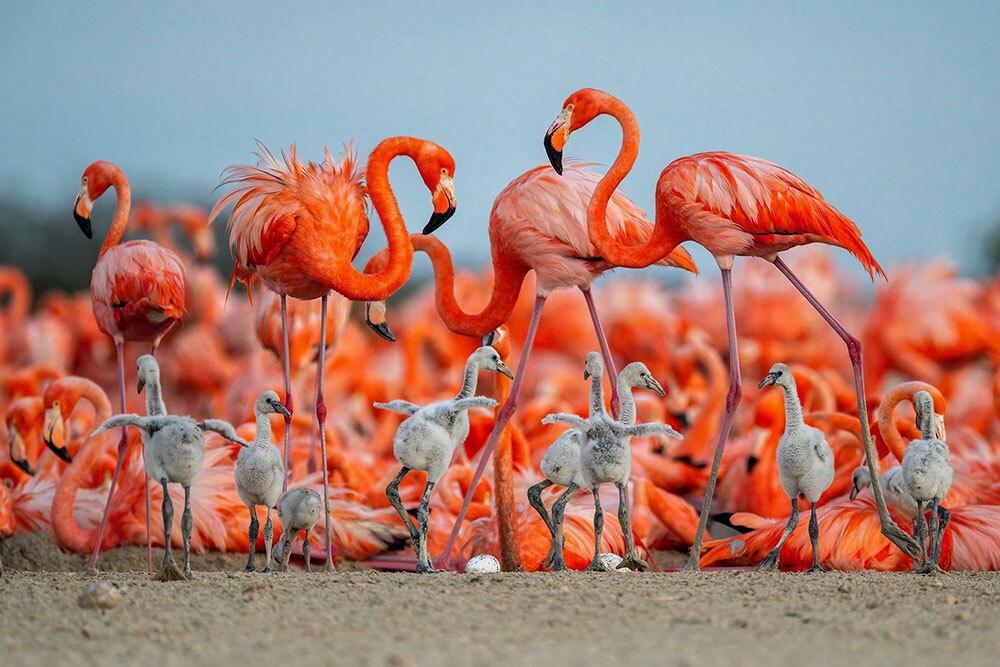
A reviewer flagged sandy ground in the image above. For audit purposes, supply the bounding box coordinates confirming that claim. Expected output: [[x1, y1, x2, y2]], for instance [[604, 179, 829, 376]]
[[3, 535, 1000, 667]]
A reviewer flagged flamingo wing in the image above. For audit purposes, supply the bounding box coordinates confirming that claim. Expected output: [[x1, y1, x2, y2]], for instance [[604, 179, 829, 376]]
[[92, 241, 186, 318], [661, 152, 883, 278]]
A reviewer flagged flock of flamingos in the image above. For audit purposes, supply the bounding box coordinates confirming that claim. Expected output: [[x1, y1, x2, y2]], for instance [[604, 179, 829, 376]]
[[2, 87, 1000, 578]]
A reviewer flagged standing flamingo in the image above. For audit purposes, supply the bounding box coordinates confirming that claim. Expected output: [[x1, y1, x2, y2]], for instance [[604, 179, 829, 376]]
[[209, 138, 457, 571], [73, 160, 186, 571], [363, 163, 696, 568], [542, 88, 920, 568]]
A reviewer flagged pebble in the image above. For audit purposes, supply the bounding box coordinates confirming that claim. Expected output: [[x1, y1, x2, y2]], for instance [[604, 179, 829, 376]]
[[465, 554, 501, 574], [77, 581, 121, 610]]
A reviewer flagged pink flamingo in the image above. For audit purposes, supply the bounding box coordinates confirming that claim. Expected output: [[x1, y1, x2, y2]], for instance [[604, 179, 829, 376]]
[[365, 163, 696, 569], [210, 138, 457, 571], [542, 88, 920, 569], [74, 160, 186, 570]]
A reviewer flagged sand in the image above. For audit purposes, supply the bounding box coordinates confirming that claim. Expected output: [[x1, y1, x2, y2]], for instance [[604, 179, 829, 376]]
[[3, 534, 1000, 667]]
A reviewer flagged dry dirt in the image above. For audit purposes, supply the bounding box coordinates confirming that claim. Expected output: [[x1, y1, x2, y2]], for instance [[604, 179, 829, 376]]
[[2, 534, 999, 667]]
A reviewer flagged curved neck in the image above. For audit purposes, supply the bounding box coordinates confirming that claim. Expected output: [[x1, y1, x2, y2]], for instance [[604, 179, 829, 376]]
[[254, 410, 273, 447], [586, 94, 683, 268], [0, 269, 30, 321], [877, 381, 946, 463], [457, 357, 482, 399], [617, 374, 637, 426], [365, 233, 530, 338], [144, 376, 166, 416], [99, 167, 132, 258], [52, 417, 111, 552], [673, 340, 727, 459], [779, 380, 804, 428], [588, 370, 607, 419]]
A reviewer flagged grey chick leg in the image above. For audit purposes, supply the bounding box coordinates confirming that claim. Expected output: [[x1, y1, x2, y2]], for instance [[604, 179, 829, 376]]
[[181, 485, 193, 577], [918, 498, 945, 574], [527, 479, 555, 536], [931, 504, 950, 566], [756, 498, 799, 571], [276, 530, 292, 572], [416, 480, 437, 573], [386, 467, 420, 547], [913, 500, 928, 572], [302, 531, 312, 573], [154, 479, 186, 581], [245, 505, 259, 572], [547, 482, 578, 571], [585, 486, 604, 571], [262, 507, 274, 573], [616, 482, 648, 572], [806, 502, 824, 573]]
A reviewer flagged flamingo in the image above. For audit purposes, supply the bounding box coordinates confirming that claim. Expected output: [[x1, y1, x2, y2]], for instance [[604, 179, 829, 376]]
[[364, 163, 696, 568], [542, 87, 920, 569], [209, 138, 457, 571], [73, 160, 186, 570]]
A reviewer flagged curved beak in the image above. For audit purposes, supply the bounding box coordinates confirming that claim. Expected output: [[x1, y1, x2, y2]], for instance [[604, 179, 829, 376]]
[[275, 401, 292, 419], [364, 302, 396, 343], [646, 377, 666, 397], [137, 377, 146, 394], [12, 457, 34, 476], [758, 373, 779, 389], [423, 176, 456, 235], [480, 330, 498, 347], [8, 430, 34, 476], [934, 413, 946, 441], [496, 360, 514, 380], [42, 407, 72, 463], [849, 482, 860, 501], [583, 368, 591, 380], [544, 108, 571, 175], [74, 185, 93, 239]]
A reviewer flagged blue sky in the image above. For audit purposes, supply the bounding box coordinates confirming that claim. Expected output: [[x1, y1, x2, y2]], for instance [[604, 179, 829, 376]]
[[2, 2, 998, 274]]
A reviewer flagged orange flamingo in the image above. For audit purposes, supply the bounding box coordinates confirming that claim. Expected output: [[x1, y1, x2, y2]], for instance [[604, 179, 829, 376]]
[[210, 138, 457, 571], [543, 87, 919, 568], [73, 160, 186, 570], [365, 163, 696, 568]]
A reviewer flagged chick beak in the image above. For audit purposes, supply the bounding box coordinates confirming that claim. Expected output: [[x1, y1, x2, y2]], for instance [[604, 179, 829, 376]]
[[849, 482, 860, 501], [647, 377, 665, 397], [758, 373, 778, 389], [584, 369, 591, 380], [276, 402, 292, 419], [496, 361, 514, 380], [137, 377, 146, 394]]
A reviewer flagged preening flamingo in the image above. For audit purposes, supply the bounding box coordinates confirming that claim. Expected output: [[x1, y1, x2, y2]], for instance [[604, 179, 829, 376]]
[[74, 160, 187, 570], [543, 87, 919, 569], [364, 163, 696, 568], [210, 138, 457, 571]]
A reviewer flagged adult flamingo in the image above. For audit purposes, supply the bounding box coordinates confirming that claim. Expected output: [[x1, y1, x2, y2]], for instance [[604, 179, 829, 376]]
[[209, 138, 457, 571], [542, 88, 920, 568], [364, 163, 696, 568], [74, 160, 186, 570]]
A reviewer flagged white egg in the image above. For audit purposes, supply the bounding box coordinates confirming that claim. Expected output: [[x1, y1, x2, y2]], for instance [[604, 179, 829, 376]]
[[597, 552, 628, 572], [465, 554, 501, 574]]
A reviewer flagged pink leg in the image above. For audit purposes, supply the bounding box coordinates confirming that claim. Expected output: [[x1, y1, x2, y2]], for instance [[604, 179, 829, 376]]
[[91, 341, 130, 569], [582, 288, 620, 419], [280, 295, 294, 493], [684, 267, 742, 571], [315, 294, 335, 572], [772, 256, 920, 558], [436, 294, 547, 569]]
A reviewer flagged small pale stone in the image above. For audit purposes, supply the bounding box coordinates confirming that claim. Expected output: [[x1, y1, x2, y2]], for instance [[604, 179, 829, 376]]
[[597, 553, 626, 572], [77, 581, 121, 610], [465, 554, 501, 574]]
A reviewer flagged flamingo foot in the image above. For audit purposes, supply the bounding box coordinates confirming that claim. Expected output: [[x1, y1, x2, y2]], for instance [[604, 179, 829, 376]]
[[754, 551, 781, 572], [917, 563, 946, 575], [806, 564, 826, 574], [617, 555, 649, 572], [882, 523, 922, 559], [415, 563, 438, 574], [154, 561, 189, 582]]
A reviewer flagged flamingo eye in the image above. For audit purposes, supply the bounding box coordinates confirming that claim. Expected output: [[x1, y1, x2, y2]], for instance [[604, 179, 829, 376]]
[[441, 168, 447, 175], [567, 104, 574, 111]]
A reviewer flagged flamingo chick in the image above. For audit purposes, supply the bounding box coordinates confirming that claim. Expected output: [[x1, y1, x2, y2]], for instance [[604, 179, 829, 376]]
[[376, 346, 512, 573], [92, 355, 246, 580], [903, 390, 954, 573], [755, 363, 835, 572], [273, 487, 323, 572], [235, 391, 291, 573]]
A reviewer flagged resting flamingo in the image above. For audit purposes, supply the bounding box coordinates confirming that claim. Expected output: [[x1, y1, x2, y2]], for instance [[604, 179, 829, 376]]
[[364, 163, 696, 568], [74, 160, 186, 570], [542, 87, 920, 569], [210, 138, 457, 571]]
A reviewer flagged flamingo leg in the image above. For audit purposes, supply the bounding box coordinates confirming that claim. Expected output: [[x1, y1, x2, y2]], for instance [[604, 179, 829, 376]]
[[932, 504, 950, 566], [806, 502, 824, 573], [90, 341, 130, 570], [617, 481, 648, 571], [756, 498, 798, 571], [436, 294, 547, 569], [586, 486, 604, 571], [315, 294, 335, 572], [581, 288, 620, 419], [547, 482, 578, 571], [262, 507, 274, 573], [684, 266, 742, 571], [772, 256, 921, 559], [415, 480, 437, 573], [244, 505, 259, 572], [281, 294, 293, 493], [527, 479, 555, 536]]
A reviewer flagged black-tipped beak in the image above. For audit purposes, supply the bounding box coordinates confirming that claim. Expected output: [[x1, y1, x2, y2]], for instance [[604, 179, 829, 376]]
[[544, 131, 563, 175], [481, 330, 497, 347], [584, 369, 591, 380], [137, 378, 146, 394], [758, 373, 778, 389], [496, 361, 514, 380], [275, 402, 292, 419], [13, 458, 34, 476], [423, 204, 456, 235], [74, 203, 93, 239], [46, 443, 72, 463], [648, 378, 666, 397], [366, 318, 396, 343], [849, 484, 860, 501]]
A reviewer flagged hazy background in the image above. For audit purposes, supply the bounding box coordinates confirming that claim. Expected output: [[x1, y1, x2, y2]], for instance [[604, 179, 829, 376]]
[[2, 2, 999, 294]]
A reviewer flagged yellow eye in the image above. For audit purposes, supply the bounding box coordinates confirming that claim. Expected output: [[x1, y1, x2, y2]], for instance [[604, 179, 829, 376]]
[[567, 104, 574, 111], [441, 168, 447, 175]]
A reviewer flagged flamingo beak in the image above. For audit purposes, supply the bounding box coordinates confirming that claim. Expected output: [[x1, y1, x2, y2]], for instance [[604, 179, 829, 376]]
[[758, 373, 779, 389], [364, 301, 396, 343], [74, 185, 93, 239], [8, 430, 34, 476], [424, 175, 456, 235], [544, 108, 571, 175], [584, 368, 591, 380], [646, 377, 666, 397], [849, 482, 860, 500], [275, 401, 292, 419], [934, 413, 946, 441], [42, 407, 72, 463], [496, 361, 514, 380], [137, 377, 146, 394]]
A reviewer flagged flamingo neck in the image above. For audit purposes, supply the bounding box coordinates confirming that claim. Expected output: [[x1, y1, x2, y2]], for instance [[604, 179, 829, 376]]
[[617, 375, 638, 426], [254, 411, 273, 447], [780, 381, 804, 428], [588, 370, 607, 419], [144, 378, 167, 416], [457, 358, 482, 399], [587, 94, 683, 268], [99, 168, 132, 258]]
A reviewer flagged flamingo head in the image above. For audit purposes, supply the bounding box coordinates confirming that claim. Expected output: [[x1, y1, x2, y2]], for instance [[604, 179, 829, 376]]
[[75, 161, 117, 238], [42, 382, 78, 463], [255, 390, 291, 419], [583, 351, 603, 381], [472, 346, 514, 379], [850, 465, 872, 500], [136, 354, 160, 394], [544, 88, 609, 175], [364, 300, 395, 343], [620, 362, 665, 397], [6, 424, 32, 477], [414, 142, 457, 234]]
